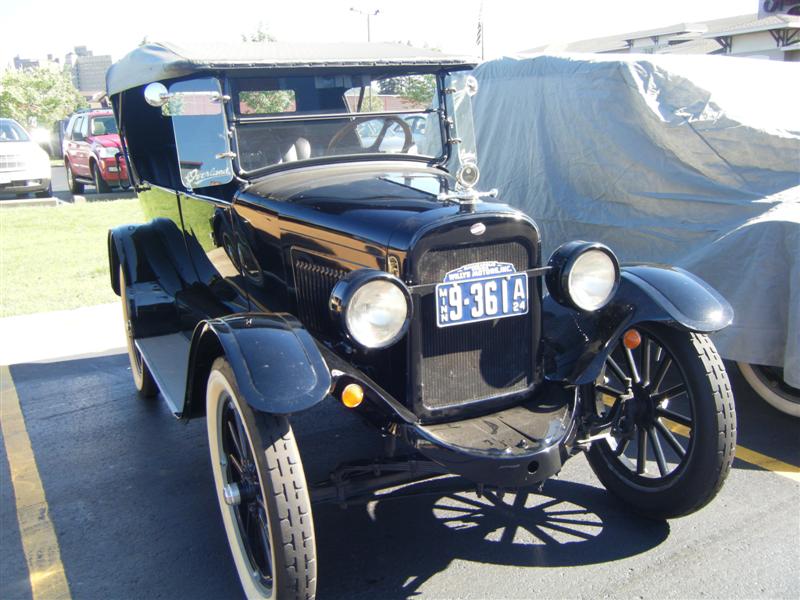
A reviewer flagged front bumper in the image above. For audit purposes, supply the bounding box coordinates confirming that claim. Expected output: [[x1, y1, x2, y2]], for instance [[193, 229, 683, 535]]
[[98, 156, 130, 183], [402, 381, 577, 488], [0, 172, 50, 194]]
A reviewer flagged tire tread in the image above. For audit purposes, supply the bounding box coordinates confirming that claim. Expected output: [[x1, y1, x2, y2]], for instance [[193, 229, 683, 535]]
[[257, 413, 317, 599]]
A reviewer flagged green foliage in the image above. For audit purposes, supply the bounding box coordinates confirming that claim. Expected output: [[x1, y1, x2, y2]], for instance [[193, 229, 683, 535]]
[[375, 75, 436, 107], [0, 67, 86, 130], [239, 90, 294, 114], [397, 75, 436, 107], [242, 22, 276, 42], [355, 93, 385, 112]]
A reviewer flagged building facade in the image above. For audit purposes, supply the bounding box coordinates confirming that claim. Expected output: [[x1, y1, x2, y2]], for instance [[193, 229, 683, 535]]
[[523, 3, 800, 62]]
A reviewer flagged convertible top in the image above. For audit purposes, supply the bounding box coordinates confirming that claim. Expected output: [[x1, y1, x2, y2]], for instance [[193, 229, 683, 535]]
[[106, 41, 478, 96]]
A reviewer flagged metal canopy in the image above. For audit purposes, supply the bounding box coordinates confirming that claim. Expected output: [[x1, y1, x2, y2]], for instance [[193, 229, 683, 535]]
[[106, 41, 478, 96]]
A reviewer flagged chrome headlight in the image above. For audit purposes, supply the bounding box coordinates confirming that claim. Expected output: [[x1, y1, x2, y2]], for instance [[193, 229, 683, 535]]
[[546, 242, 620, 311], [330, 269, 412, 349]]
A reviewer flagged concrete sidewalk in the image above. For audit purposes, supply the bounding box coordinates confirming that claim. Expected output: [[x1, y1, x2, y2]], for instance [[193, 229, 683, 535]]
[[0, 303, 125, 365]]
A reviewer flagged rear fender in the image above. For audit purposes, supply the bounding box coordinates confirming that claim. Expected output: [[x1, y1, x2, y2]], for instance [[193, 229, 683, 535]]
[[183, 313, 332, 419], [543, 265, 732, 385], [108, 218, 195, 337]]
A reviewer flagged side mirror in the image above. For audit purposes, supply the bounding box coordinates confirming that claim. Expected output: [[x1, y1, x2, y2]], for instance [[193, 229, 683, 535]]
[[144, 82, 170, 107], [72, 131, 84, 141]]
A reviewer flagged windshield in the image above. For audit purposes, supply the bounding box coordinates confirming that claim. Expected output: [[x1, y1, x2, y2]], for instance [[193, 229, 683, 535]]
[[233, 71, 446, 174], [89, 115, 119, 136], [0, 119, 30, 142]]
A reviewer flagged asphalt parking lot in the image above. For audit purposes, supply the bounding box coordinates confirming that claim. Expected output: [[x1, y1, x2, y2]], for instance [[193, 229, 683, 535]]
[[0, 164, 135, 204], [1, 307, 798, 600]]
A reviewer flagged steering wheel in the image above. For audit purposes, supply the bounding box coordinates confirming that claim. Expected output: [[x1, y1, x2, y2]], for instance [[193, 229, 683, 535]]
[[327, 115, 414, 153]]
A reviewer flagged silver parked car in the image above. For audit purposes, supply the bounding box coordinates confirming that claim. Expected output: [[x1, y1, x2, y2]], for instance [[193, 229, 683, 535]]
[[0, 118, 52, 198]]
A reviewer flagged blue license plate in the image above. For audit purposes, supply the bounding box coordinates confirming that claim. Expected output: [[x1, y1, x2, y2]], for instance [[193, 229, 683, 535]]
[[435, 261, 529, 328]]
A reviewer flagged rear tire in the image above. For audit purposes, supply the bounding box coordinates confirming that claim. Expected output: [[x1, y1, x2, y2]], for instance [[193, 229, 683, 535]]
[[65, 160, 84, 194], [737, 362, 800, 417], [207, 357, 317, 600], [586, 323, 736, 519], [92, 162, 111, 193], [119, 265, 158, 397]]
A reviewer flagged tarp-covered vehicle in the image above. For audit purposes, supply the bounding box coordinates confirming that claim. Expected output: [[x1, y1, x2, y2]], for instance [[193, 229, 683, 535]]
[[473, 53, 800, 416], [106, 42, 737, 599]]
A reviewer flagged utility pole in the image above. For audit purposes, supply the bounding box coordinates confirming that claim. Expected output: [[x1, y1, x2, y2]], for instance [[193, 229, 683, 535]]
[[350, 7, 380, 42]]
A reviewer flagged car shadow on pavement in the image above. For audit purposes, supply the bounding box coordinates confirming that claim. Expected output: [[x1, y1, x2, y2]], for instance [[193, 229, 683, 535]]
[[6, 353, 796, 600], [314, 478, 670, 599]]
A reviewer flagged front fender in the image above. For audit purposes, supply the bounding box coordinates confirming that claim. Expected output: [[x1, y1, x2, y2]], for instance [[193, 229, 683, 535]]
[[183, 313, 332, 418], [543, 265, 732, 385]]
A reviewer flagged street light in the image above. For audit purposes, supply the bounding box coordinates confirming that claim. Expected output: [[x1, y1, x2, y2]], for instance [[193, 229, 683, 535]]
[[350, 7, 380, 42]]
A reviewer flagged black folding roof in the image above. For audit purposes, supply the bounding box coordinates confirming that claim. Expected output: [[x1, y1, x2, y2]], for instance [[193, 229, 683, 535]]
[[106, 41, 478, 95]]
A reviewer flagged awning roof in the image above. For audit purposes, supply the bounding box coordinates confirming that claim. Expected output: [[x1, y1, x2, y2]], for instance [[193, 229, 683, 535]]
[[107, 41, 478, 96]]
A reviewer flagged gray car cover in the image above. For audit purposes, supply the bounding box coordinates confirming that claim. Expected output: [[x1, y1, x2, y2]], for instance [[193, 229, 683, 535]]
[[473, 53, 800, 387]]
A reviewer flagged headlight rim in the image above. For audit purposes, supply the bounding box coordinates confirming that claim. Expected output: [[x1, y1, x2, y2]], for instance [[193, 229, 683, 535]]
[[546, 241, 620, 312], [329, 268, 413, 350]]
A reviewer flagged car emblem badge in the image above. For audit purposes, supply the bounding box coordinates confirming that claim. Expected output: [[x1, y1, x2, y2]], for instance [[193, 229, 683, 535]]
[[470, 222, 486, 236]]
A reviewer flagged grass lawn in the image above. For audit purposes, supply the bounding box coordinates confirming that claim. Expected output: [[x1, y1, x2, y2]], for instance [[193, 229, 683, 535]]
[[0, 199, 144, 317]]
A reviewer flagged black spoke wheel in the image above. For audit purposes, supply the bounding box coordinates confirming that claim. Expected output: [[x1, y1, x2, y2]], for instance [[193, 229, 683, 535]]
[[585, 323, 736, 519], [207, 357, 317, 600], [119, 266, 157, 397]]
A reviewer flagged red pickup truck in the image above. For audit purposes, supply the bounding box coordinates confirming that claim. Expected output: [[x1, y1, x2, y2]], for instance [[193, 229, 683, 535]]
[[62, 109, 129, 193]]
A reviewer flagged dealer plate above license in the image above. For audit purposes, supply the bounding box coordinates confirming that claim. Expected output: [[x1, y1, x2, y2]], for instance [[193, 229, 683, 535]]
[[435, 261, 528, 328]]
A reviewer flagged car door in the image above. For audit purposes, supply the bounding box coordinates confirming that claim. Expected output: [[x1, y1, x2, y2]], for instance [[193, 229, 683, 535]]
[[69, 115, 91, 177], [64, 115, 83, 173], [167, 77, 249, 317]]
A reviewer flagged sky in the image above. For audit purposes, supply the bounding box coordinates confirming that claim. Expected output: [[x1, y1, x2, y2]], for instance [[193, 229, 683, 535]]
[[1, 0, 758, 68]]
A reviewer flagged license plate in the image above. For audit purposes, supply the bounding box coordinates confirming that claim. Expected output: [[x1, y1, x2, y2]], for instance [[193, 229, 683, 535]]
[[435, 261, 529, 328]]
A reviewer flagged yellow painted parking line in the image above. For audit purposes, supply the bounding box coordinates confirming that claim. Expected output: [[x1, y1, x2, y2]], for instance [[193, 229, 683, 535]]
[[0, 366, 72, 600], [601, 395, 800, 483]]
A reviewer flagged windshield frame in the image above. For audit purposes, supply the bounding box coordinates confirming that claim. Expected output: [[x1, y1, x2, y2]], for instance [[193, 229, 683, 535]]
[[224, 67, 470, 180], [0, 119, 31, 142]]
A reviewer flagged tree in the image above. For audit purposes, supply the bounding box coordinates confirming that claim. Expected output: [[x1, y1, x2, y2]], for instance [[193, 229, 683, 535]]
[[0, 67, 86, 130], [238, 23, 293, 113], [397, 75, 436, 107], [241, 22, 276, 43], [239, 90, 294, 114]]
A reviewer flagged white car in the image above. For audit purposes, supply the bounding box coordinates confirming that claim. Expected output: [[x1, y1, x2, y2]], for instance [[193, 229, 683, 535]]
[[0, 118, 52, 198]]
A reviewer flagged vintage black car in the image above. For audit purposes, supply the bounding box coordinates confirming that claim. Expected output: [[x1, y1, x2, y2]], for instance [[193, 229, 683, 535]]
[[106, 42, 737, 599]]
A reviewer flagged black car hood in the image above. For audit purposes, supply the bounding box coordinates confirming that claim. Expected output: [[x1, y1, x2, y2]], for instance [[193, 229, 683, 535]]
[[240, 161, 522, 252]]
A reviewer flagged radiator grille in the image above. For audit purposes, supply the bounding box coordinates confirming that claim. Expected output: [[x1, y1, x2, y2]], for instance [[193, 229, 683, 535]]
[[0, 154, 24, 171], [293, 258, 347, 332], [416, 241, 533, 411]]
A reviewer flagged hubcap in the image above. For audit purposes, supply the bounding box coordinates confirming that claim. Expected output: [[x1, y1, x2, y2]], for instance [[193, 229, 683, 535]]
[[220, 398, 273, 588], [597, 330, 694, 480], [223, 483, 241, 506]]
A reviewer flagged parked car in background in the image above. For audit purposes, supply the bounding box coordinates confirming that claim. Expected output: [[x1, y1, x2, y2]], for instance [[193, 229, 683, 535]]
[[62, 109, 129, 194], [0, 118, 52, 198]]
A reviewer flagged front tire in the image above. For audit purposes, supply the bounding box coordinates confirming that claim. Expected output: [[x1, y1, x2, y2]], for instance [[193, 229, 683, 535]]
[[119, 266, 158, 397], [34, 180, 52, 198], [585, 323, 736, 519], [207, 357, 317, 600], [92, 162, 111, 193]]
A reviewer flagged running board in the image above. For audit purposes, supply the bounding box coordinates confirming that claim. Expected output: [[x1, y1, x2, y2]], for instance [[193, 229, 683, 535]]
[[136, 333, 191, 417]]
